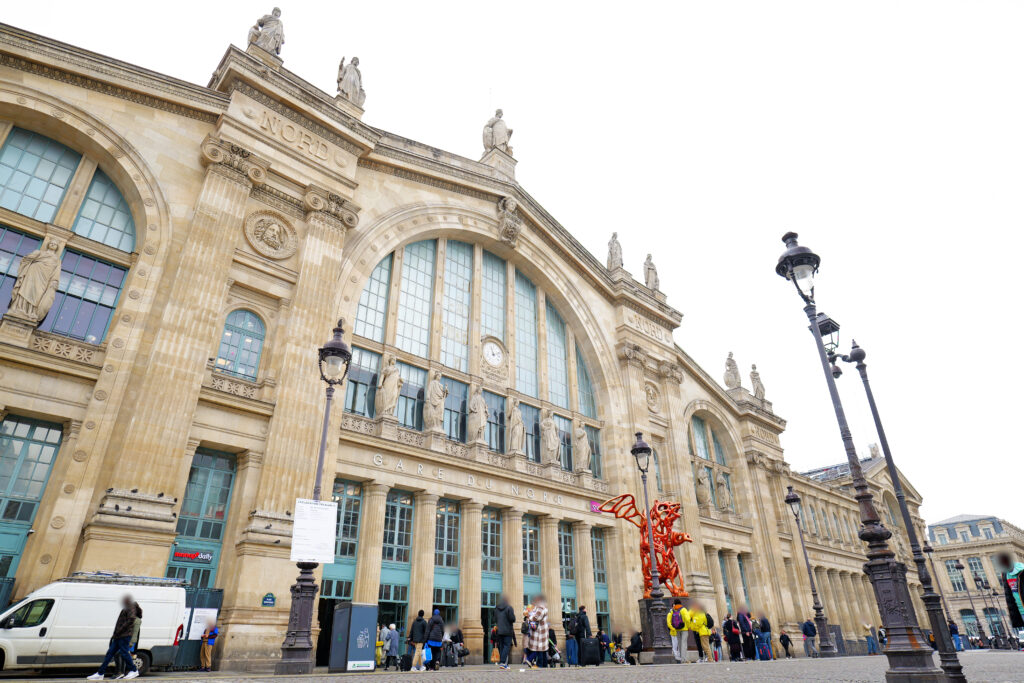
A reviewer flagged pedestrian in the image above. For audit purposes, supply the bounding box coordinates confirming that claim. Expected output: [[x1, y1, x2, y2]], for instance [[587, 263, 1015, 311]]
[[115, 600, 143, 677], [86, 594, 140, 680], [409, 609, 428, 671], [567, 604, 591, 667], [199, 616, 218, 672], [758, 613, 773, 659], [801, 617, 819, 658], [863, 622, 880, 655], [425, 608, 445, 670], [689, 601, 712, 663], [666, 598, 690, 663], [779, 630, 793, 658], [947, 619, 962, 652], [723, 614, 742, 661], [738, 608, 755, 660], [624, 629, 643, 665], [381, 623, 399, 671], [524, 594, 550, 668], [710, 627, 723, 662], [452, 623, 467, 666], [565, 619, 577, 666], [598, 628, 611, 662], [877, 625, 887, 649], [493, 593, 516, 670]]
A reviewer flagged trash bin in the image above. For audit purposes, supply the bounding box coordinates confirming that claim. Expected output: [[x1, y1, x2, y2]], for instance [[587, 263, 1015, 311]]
[[328, 602, 378, 673]]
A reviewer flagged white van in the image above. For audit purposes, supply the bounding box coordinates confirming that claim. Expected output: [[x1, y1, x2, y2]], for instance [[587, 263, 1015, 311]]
[[0, 572, 187, 675]]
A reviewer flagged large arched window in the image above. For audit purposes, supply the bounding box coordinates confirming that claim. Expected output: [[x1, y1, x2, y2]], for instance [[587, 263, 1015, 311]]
[[214, 310, 265, 380], [690, 415, 734, 513], [345, 238, 602, 475], [0, 124, 136, 345]]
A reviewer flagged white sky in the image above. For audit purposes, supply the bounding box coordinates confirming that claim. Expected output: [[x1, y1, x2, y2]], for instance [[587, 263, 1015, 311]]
[[6, 1, 1022, 527]]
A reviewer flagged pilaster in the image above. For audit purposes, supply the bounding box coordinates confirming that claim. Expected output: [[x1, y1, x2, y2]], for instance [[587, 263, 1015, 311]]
[[539, 516, 564, 643], [502, 509, 524, 608], [408, 492, 439, 619], [572, 521, 596, 619], [352, 483, 389, 603], [722, 550, 747, 610], [458, 501, 484, 663], [705, 546, 728, 620]]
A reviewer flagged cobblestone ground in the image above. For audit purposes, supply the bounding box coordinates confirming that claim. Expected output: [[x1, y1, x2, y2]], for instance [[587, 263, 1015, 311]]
[[7, 651, 1023, 682]]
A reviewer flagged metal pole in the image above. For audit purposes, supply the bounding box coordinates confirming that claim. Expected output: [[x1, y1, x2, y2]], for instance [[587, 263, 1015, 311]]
[[312, 385, 334, 501], [960, 568, 987, 646], [844, 342, 964, 680], [801, 303, 940, 681], [792, 504, 837, 656], [926, 551, 952, 622], [639, 466, 674, 664]]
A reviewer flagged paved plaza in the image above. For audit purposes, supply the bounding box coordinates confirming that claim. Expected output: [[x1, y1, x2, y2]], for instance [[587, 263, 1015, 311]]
[[5, 651, 1023, 683]]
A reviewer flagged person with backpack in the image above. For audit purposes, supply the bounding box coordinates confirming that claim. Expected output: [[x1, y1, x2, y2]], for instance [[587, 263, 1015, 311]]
[[666, 598, 690, 663], [493, 593, 516, 670], [565, 614, 578, 667], [569, 605, 592, 666], [688, 602, 712, 663], [800, 617, 819, 658], [425, 609, 445, 670]]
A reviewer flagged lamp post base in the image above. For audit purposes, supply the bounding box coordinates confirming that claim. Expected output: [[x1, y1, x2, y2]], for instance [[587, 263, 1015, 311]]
[[638, 597, 676, 664], [275, 561, 319, 676], [813, 614, 839, 657]]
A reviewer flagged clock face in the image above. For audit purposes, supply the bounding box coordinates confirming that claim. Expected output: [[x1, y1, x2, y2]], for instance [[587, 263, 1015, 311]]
[[483, 341, 504, 367]]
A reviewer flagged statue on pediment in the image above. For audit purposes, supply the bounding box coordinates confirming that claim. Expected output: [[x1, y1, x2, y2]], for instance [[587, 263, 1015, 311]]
[[644, 253, 660, 290], [467, 384, 489, 444], [607, 232, 623, 270], [716, 471, 732, 510], [574, 423, 592, 472], [507, 397, 526, 455], [337, 57, 366, 107], [248, 8, 285, 56], [695, 466, 712, 506], [540, 408, 560, 465], [8, 238, 61, 323], [750, 364, 766, 399], [724, 352, 741, 389], [374, 353, 402, 417], [482, 109, 513, 155], [423, 370, 448, 432]]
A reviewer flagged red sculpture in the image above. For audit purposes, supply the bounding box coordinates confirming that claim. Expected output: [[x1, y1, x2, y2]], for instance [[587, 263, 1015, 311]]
[[600, 494, 693, 598]]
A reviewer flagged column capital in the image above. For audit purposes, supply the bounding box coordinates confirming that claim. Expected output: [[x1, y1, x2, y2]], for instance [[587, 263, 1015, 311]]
[[571, 519, 593, 533], [720, 548, 739, 558], [502, 508, 524, 523], [538, 515, 560, 530], [303, 184, 359, 232], [461, 500, 484, 514], [415, 491, 440, 506], [364, 482, 390, 497], [200, 135, 269, 187]]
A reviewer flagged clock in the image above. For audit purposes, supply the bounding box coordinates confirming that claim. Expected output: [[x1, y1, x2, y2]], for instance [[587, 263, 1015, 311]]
[[483, 341, 504, 367]]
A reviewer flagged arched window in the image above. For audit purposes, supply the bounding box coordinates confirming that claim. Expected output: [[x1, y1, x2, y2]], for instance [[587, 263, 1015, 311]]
[[215, 310, 265, 380], [354, 253, 391, 342], [690, 415, 734, 514], [576, 347, 596, 419], [809, 507, 821, 536], [959, 609, 979, 638], [0, 125, 136, 345], [652, 449, 663, 492]]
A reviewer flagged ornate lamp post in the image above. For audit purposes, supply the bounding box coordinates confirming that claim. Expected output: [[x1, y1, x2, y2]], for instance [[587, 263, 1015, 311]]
[[954, 560, 987, 648], [631, 432, 674, 664], [922, 544, 952, 623], [989, 588, 1010, 647], [276, 320, 352, 675], [774, 233, 942, 681], [784, 485, 837, 657], [836, 341, 964, 679]]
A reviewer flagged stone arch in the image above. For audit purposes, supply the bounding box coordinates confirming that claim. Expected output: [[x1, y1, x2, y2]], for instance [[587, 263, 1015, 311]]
[[338, 201, 626, 424], [680, 398, 744, 467]]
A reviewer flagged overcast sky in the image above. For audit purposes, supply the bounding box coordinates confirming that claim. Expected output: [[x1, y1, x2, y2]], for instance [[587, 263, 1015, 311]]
[[7, 1, 1021, 527]]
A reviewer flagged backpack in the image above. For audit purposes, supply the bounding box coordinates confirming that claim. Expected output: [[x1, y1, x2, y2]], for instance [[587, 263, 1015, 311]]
[[521, 620, 530, 635], [568, 614, 580, 635], [705, 614, 714, 629], [671, 610, 684, 629]]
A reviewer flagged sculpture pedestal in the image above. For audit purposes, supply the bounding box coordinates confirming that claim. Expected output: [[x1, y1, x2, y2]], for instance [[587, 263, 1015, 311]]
[[637, 596, 677, 665], [246, 43, 282, 71], [480, 147, 517, 180], [425, 428, 447, 453], [375, 414, 399, 440], [334, 94, 364, 120], [0, 313, 36, 347]]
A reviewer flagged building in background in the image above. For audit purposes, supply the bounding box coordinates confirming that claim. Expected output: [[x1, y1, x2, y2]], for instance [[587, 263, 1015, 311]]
[[0, 17, 937, 669], [927, 514, 1024, 643]]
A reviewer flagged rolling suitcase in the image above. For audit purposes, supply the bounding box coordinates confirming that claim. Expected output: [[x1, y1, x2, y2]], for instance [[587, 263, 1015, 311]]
[[756, 640, 771, 661], [400, 653, 413, 671], [580, 637, 602, 666]]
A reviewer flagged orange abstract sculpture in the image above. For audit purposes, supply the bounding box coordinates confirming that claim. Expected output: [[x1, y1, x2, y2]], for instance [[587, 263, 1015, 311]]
[[600, 494, 693, 598]]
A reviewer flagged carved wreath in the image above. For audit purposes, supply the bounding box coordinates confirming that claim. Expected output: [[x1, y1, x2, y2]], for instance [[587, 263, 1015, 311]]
[[243, 210, 297, 260]]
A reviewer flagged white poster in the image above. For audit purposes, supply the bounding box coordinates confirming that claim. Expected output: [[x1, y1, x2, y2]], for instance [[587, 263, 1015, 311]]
[[290, 498, 338, 563], [187, 608, 219, 640]]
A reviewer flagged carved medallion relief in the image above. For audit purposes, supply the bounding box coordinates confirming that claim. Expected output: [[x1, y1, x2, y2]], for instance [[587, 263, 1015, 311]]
[[244, 210, 297, 259]]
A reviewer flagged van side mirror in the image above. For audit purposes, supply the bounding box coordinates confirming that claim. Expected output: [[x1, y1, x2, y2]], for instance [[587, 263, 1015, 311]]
[[0, 618, 11, 629]]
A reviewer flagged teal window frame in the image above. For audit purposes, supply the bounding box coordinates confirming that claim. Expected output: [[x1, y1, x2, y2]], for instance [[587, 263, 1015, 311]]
[[214, 309, 265, 380], [480, 250, 506, 341], [482, 508, 502, 573], [0, 127, 81, 223], [558, 522, 575, 581], [332, 480, 362, 559], [382, 491, 414, 564], [434, 499, 461, 568], [514, 271, 539, 397], [175, 448, 236, 542], [522, 515, 540, 577], [591, 528, 607, 585]]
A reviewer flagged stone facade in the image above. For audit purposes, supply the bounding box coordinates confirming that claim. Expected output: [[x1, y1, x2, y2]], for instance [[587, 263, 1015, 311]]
[[0, 21, 930, 670]]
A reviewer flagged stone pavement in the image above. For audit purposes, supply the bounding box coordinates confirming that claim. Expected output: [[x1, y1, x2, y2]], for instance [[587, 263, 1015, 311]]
[[6, 651, 1023, 682]]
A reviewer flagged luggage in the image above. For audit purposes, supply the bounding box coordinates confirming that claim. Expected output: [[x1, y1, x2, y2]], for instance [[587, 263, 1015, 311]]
[[756, 640, 771, 661], [580, 637, 602, 666], [443, 643, 457, 667], [399, 653, 413, 672]]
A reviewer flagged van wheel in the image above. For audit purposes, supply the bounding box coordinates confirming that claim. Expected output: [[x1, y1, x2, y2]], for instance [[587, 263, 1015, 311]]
[[133, 651, 151, 676]]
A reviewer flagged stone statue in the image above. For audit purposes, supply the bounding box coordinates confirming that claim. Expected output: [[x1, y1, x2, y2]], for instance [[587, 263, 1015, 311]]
[[248, 8, 285, 56], [337, 57, 366, 107], [540, 408, 560, 464], [8, 238, 61, 323], [482, 109, 513, 155], [573, 423, 592, 472], [374, 354, 402, 417], [716, 471, 732, 510], [607, 232, 623, 270], [467, 384, 489, 443], [498, 196, 522, 246], [750, 364, 765, 400], [507, 397, 525, 455], [643, 253, 659, 290], [695, 467, 711, 506], [423, 370, 447, 432], [869, 443, 881, 459], [723, 352, 741, 390]]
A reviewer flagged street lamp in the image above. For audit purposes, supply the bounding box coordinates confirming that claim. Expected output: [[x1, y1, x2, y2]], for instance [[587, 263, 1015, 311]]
[[837, 341, 964, 680], [989, 588, 1010, 647], [922, 543, 951, 622], [784, 486, 837, 657], [276, 319, 352, 675], [775, 233, 942, 681], [954, 560, 987, 648], [631, 432, 674, 664]]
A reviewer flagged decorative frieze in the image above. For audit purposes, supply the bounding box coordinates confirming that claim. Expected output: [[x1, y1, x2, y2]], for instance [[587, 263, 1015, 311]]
[[209, 373, 260, 399], [341, 413, 375, 435], [30, 332, 101, 366]]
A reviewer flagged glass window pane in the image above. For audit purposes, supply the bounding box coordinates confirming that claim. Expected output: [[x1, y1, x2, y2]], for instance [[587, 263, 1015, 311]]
[[0, 128, 81, 222], [395, 240, 436, 358], [72, 170, 135, 252], [514, 271, 538, 397], [576, 346, 597, 419], [38, 250, 125, 344], [344, 347, 381, 417], [354, 253, 392, 342], [545, 302, 569, 408], [440, 241, 472, 372], [481, 250, 506, 341], [215, 310, 265, 380]]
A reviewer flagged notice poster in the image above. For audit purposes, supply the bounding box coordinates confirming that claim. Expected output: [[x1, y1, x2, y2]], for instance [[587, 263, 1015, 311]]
[[188, 608, 219, 640], [290, 498, 338, 563]]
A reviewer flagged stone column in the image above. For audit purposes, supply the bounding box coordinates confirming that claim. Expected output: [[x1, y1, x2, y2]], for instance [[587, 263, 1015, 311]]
[[408, 493, 439, 617], [813, 566, 832, 623], [502, 509, 524, 607], [80, 137, 268, 572], [841, 572, 866, 634], [352, 483, 389, 603], [573, 521, 596, 619], [827, 569, 854, 638], [860, 576, 880, 627], [722, 550, 746, 609], [539, 516, 564, 643], [459, 501, 484, 663], [603, 524, 633, 631], [705, 546, 728, 620]]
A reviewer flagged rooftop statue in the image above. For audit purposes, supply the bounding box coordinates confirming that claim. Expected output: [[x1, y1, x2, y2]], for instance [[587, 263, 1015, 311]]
[[723, 352, 741, 390], [643, 253, 660, 290], [607, 232, 623, 270], [248, 8, 285, 56], [337, 57, 366, 107], [482, 109, 513, 155]]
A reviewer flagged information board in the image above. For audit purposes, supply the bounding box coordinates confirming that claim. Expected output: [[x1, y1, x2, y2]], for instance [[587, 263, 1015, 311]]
[[291, 498, 338, 563]]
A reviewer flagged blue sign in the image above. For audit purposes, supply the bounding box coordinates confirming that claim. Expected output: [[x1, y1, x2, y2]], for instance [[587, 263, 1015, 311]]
[[261, 593, 276, 607]]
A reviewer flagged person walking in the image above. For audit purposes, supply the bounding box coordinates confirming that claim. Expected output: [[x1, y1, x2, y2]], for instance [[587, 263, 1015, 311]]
[[598, 629, 611, 662], [666, 598, 690, 663], [573, 605, 592, 666], [409, 609, 428, 671], [525, 595, 550, 668], [863, 622, 880, 655], [723, 614, 742, 662], [86, 594, 140, 680], [947, 619, 962, 652], [758, 613, 773, 659], [381, 623, 399, 671], [710, 627, 723, 662], [494, 593, 517, 670], [779, 630, 793, 658], [425, 609, 445, 670], [199, 617, 218, 672], [801, 618, 819, 658], [738, 609, 755, 660]]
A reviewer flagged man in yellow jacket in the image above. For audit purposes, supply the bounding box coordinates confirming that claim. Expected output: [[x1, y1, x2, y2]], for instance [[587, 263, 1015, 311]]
[[687, 602, 713, 663], [666, 598, 691, 663]]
